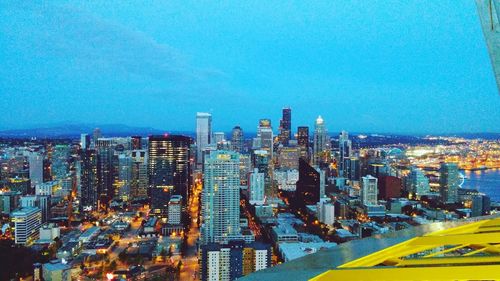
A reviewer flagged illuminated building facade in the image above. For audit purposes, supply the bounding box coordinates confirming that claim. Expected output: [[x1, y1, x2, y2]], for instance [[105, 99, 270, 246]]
[[196, 112, 212, 165], [201, 150, 241, 244], [279, 107, 292, 146], [148, 135, 191, 217], [439, 163, 460, 204]]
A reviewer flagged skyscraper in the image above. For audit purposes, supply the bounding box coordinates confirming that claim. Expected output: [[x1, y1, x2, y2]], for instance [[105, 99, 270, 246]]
[[297, 126, 310, 161], [80, 149, 98, 211], [231, 126, 244, 153], [80, 133, 90, 150], [131, 150, 148, 198], [407, 167, 430, 198], [257, 119, 273, 160], [439, 163, 460, 204], [148, 135, 191, 217], [279, 107, 292, 145], [338, 131, 352, 177], [196, 112, 212, 165], [92, 128, 102, 146], [51, 145, 70, 180], [95, 139, 115, 206], [297, 126, 309, 149], [361, 175, 378, 206], [201, 150, 241, 244], [29, 152, 44, 188], [295, 158, 322, 207], [313, 116, 328, 165]]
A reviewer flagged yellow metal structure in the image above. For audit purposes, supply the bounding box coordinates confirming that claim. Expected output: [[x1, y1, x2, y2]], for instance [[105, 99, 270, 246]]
[[310, 217, 500, 280]]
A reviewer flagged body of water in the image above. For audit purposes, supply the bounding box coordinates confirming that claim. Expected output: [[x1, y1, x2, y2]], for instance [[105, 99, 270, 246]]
[[461, 169, 500, 202]]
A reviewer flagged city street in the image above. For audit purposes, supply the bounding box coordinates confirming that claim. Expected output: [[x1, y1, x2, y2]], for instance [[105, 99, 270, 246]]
[[179, 180, 202, 280]]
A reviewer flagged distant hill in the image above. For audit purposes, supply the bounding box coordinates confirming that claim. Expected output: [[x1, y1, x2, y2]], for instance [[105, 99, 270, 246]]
[[0, 123, 194, 139]]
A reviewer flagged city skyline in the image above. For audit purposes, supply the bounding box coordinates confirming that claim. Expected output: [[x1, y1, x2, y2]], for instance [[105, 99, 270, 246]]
[[1, 1, 500, 134]]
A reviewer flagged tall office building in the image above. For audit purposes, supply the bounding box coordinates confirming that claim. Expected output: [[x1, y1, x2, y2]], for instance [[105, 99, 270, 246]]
[[167, 195, 182, 225], [257, 119, 273, 159], [407, 167, 430, 198], [201, 150, 241, 244], [344, 156, 361, 182], [361, 175, 378, 206], [279, 107, 292, 145], [248, 168, 265, 205], [80, 149, 98, 211], [338, 131, 352, 177], [148, 135, 191, 217], [29, 152, 44, 188], [130, 150, 148, 198], [295, 158, 322, 207], [51, 145, 70, 180], [92, 128, 102, 145], [11, 207, 42, 245], [214, 132, 226, 145], [95, 139, 115, 206], [439, 163, 460, 204], [297, 126, 309, 148], [117, 154, 132, 200], [196, 112, 212, 165], [131, 136, 142, 150], [231, 126, 244, 153], [297, 126, 310, 161], [313, 116, 328, 165], [80, 134, 91, 150]]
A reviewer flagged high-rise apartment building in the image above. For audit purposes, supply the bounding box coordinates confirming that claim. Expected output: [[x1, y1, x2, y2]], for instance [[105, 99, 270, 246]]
[[196, 112, 212, 165], [361, 175, 378, 206], [80, 149, 98, 211], [248, 168, 265, 205], [201, 150, 241, 244]]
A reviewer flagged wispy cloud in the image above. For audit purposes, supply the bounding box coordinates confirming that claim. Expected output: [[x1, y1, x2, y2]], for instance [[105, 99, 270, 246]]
[[1, 2, 225, 92]]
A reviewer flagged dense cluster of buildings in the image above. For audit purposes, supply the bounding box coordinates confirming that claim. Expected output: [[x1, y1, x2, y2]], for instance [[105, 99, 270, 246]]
[[0, 107, 497, 281]]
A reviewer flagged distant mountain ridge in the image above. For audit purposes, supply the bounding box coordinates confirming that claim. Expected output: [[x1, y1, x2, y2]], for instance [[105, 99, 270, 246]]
[[0, 123, 498, 140], [0, 123, 194, 138]]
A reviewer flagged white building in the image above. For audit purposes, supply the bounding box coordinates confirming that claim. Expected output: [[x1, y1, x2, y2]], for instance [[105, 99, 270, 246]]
[[29, 152, 44, 188], [36, 180, 60, 196], [201, 150, 241, 244], [274, 169, 299, 191], [168, 195, 182, 225], [313, 116, 328, 165], [39, 223, 60, 241], [196, 112, 212, 165], [361, 175, 378, 206], [11, 207, 42, 245], [249, 168, 265, 205], [317, 201, 335, 225]]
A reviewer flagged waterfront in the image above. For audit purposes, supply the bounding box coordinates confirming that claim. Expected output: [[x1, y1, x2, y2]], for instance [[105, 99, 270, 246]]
[[462, 169, 500, 202]]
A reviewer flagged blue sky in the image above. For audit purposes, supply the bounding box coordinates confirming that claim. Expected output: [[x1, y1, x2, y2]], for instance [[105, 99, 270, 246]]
[[1, 1, 499, 134]]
